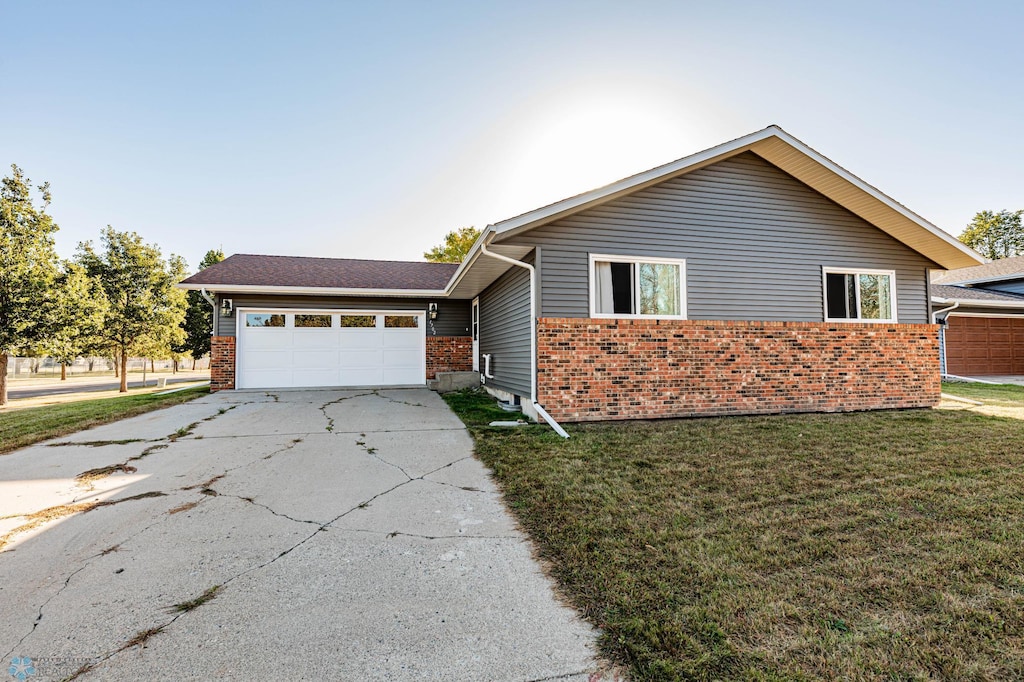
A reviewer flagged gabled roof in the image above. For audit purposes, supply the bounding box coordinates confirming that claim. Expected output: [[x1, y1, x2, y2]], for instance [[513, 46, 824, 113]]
[[486, 125, 983, 270], [932, 283, 1024, 308], [932, 254, 1024, 286], [179, 254, 457, 296]]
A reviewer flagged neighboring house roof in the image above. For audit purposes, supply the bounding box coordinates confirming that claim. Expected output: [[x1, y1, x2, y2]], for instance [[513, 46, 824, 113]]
[[932, 283, 1024, 308], [482, 125, 982, 271], [180, 254, 458, 295], [932, 254, 1024, 286]]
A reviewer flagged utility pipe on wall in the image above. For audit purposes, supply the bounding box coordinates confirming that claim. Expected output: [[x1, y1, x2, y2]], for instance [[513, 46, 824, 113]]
[[200, 288, 217, 336], [479, 236, 569, 439]]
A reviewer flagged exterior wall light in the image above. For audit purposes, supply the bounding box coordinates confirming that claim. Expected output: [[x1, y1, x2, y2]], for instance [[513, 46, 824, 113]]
[[220, 298, 234, 316], [428, 302, 439, 320]]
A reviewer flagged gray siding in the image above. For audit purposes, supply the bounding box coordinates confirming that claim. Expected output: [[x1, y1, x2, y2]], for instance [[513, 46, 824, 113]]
[[214, 294, 470, 338], [980, 280, 1024, 296], [504, 152, 937, 323], [478, 253, 533, 398]]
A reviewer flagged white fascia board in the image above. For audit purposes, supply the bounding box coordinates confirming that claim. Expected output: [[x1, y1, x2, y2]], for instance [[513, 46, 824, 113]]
[[176, 283, 446, 298], [491, 127, 779, 240], [931, 297, 1024, 309]]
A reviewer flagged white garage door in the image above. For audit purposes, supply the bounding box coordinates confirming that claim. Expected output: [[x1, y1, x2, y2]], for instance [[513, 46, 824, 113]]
[[236, 310, 426, 389]]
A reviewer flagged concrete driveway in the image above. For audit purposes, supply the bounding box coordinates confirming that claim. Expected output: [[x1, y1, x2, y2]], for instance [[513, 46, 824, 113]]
[[0, 389, 599, 681]]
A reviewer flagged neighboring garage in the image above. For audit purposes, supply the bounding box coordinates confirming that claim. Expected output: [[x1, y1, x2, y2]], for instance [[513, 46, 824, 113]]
[[944, 314, 1024, 376], [237, 309, 426, 389]]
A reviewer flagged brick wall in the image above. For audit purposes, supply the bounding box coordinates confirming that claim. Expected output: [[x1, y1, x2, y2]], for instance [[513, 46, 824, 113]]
[[210, 336, 236, 391], [537, 318, 940, 422], [426, 336, 473, 379]]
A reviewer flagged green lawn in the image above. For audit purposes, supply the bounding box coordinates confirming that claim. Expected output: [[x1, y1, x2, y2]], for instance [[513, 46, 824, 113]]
[[941, 379, 1024, 405], [0, 387, 209, 455], [446, 389, 1024, 681]]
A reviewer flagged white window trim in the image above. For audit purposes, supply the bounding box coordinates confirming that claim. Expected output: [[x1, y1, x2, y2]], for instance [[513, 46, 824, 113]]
[[821, 267, 898, 323], [588, 254, 688, 320]]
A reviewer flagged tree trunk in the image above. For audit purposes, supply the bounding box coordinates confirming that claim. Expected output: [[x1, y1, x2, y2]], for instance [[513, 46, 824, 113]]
[[120, 353, 128, 393], [87, 358, 95, 372], [0, 353, 8, 406], [61, 363, 67, 381], [113, 355, 119, 378], [192, 358, 197, 371], [150, 359, 155, 373], [173, 360, 178, 373]]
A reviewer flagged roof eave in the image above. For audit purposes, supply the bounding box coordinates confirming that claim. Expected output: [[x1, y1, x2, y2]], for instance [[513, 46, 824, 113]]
[[176, 283, 447, 298], [931, 297, 1024, 309]]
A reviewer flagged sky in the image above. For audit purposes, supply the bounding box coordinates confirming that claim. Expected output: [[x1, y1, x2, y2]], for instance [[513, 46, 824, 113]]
[[4, 1, 1023, 273]]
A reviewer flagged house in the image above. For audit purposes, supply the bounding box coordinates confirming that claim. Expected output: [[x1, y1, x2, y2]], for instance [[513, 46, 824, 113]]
[[179, 125, 984, 425], [931, 255, 1024, 376]]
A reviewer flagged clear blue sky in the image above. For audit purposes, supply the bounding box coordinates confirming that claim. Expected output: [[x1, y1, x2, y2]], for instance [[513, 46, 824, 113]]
[[4, 1, 1022, 273]]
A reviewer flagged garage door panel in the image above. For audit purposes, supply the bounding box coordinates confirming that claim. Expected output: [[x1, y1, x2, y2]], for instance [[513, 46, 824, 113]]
[[340, 331, 385, 349], [292, 350, 341, 368], [292, 369, 342, 387], [341, 368, 385, 385], [244, 350, 292, 369], [292, 331, 342, 348], [244, 333, 291, 350]]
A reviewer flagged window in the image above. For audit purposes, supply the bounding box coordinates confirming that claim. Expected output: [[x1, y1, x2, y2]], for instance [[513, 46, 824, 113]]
[[590, 255, 685, 318], [384, 315, 419, 328], [245, 313, 285, 328], [823, 269, 896, 322], [295, 314, 333, 328], [340, 315, 376, 328]]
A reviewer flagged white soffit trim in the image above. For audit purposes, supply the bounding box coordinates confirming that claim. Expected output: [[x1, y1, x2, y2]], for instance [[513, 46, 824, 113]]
[[489, 125, 984, 271]]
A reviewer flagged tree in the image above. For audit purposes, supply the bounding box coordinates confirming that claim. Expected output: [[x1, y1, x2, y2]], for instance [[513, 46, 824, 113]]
[[43, 262, 108, 380], [76, 227, 188, 393], [959, 210, 1024, 260], [423, 227, 480, 263], [0, 165, 61, 405], [175, 249, 224, 368]]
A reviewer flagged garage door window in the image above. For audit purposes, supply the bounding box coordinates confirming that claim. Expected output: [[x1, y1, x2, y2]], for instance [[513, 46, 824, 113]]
[[340, 314, 376, 328], [384, 315, 419, 328], [246, 313, 285, 328], [295, 314, 333, 328]]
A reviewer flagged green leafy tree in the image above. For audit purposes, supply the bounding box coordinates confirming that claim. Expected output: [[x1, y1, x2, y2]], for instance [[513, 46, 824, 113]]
[[175, 249, 224, 368], [43, 262, 109, 380], [424, 226, 480, 263], [0, 165, 61, 405], [959, 210, 1024, 260], [76, 227, 188, 393]]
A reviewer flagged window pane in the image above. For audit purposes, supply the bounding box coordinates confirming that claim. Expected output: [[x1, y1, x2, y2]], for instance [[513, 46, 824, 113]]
[[826, 273, 853, 319], [610, 262, 634, 314], [340, 315, 376, 328], [246, 313, 285, 328], [384, 315, 418, 328], [295, 314, 332, 328], [859, 274, 892, 320], [638, 263, 680, 315]]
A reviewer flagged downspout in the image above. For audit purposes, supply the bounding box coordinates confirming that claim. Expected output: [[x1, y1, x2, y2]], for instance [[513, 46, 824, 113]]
[[931, 301, 959, 377], [200, 288, 217, 336], [478, 236, 570, 439]]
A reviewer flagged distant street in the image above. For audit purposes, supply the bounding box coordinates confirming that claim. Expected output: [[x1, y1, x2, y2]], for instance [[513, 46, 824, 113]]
[[7, 375, 208, 400]]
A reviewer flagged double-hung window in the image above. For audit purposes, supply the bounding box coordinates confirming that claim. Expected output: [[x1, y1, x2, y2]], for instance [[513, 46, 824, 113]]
[[823, 268, 897, 322], [590, 255, 686, 318]]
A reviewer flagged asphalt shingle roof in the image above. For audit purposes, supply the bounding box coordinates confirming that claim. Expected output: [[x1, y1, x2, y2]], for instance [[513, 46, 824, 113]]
[[932, 255, 1024, 285], [932, 284, 1024, 303], [180, 254, 458, 291]]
